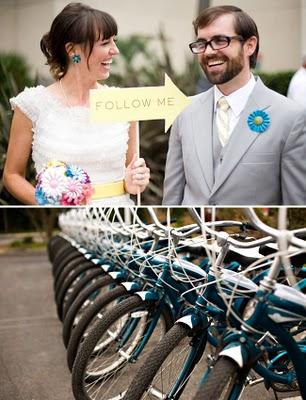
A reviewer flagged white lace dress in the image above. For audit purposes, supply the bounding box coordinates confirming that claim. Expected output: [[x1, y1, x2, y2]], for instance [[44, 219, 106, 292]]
[[10, 85, 133, 205]]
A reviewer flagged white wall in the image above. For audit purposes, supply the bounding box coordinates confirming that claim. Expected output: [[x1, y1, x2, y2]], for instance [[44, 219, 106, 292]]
[[0, 0, 56, 77], [301, 0, 306, 58], [0, 0, 198, 79], [0, 3, 16, 51], [211, 0, 302, 71], [0, 0, 303, 79]]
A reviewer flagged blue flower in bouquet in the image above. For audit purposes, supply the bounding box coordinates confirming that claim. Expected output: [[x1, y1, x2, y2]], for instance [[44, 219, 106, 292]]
[[35, 186, 51, 205], [66, 164, 90, 183]]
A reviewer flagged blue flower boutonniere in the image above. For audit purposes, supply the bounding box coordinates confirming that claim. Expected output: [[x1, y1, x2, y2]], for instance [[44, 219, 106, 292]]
[[247, 110, 270, 133]]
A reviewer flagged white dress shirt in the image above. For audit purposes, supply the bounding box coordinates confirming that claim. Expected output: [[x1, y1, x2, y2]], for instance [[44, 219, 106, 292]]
[[214, 74, 256, 138]]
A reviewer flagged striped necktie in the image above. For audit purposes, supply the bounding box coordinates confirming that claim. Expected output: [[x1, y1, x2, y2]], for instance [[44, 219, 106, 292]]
[[217, 96, 230, 146]]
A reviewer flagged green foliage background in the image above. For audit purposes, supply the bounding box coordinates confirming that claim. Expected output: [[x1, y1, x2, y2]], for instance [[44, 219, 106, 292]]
[[0, 33, 297, 205], [0, 53, 37, 204]]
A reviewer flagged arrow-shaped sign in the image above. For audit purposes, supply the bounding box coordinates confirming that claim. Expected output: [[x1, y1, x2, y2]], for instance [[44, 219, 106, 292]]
[[90, 74, 191, 131]]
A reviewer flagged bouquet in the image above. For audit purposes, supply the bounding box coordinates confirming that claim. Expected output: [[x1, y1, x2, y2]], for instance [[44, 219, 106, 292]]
[[35, 161, 94, 205]]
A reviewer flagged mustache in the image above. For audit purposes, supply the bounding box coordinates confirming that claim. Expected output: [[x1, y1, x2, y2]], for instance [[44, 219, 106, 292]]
[[203, 55, 229, 64]]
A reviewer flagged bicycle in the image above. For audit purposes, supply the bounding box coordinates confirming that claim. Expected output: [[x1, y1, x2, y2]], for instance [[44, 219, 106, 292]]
[[192, 208, 306, 400]]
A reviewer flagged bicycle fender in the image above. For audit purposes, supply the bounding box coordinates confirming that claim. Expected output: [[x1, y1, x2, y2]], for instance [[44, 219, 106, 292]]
[[108, 271, 126, 280], [175, 314, 200, 329], [135, 291, 159, 301], [90, 258, 110, 269], [78, 247, 89, 254], [84, 252, 94, 260], [120, 281, 141, 292], [219, 342, 247, 368]]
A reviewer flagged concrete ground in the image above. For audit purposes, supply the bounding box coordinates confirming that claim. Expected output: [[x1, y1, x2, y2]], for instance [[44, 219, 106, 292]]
[[0, 247, 302, 400], [0, 248, 73, 400]]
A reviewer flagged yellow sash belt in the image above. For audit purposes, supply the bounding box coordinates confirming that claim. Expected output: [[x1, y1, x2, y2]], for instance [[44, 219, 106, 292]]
[[92, 180, 125, 200]]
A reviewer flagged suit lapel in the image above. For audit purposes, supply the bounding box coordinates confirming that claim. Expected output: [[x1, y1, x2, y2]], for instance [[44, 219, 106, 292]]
[[211, 78, 271, 195], [191, 91, 214, 192]]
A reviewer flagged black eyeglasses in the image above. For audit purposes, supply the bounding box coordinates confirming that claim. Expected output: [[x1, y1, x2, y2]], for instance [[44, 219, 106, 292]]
[[189, 35, 244, 54]]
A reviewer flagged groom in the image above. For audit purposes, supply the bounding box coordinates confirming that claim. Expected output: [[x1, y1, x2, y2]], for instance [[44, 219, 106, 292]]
[[163, 5, 306, 205]]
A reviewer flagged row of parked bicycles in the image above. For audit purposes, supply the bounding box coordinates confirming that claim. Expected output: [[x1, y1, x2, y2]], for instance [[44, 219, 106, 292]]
[[47, 207, 306, 400]]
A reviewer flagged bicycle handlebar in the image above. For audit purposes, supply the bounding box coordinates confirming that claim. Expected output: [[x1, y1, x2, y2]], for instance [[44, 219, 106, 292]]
[[244, 208, 306, 249], [188, 207, 306, 250]]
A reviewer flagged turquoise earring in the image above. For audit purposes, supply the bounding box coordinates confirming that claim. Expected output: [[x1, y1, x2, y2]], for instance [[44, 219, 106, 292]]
[[72, 54, 81, 63]]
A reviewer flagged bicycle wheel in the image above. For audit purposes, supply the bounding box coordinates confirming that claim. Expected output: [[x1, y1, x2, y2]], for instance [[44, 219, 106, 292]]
[[52, 249, 84, 277], [48, 235, 66, 261], [193, 356, 243, 400], [66, 284, 128, 371], [62, 268, 106, 321], [72, 295, 173, 400], [123, 323, 207, 400], [62, 274, 114, 347], [52, 244, 79, 275], [53, 254, 87, 289], [55, 262, 100, 320]]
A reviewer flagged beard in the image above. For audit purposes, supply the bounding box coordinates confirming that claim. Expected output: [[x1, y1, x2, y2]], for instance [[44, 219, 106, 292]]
[[200, 48, 245, 85]]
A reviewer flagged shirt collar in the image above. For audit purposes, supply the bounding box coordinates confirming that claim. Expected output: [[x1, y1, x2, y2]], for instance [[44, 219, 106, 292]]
[[214, 74, 256, 117]]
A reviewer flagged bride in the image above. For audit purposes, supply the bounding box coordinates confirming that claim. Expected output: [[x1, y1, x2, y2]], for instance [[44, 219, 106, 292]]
[[3, 2, 150, 205]]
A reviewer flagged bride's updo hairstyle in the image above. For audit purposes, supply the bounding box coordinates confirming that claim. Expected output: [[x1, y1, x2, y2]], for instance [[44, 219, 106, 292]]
[[40, 2, 118, 80]]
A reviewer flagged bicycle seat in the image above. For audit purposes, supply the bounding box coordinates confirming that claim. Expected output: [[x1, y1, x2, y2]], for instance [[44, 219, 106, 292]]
[[260, 243, 305, 268], [224, 246, 262, 267]]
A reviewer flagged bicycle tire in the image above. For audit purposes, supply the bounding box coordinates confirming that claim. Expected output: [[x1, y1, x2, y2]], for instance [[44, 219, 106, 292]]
[[62, 268, 106, 320], [55, 261, 99, 320], [72, 295, 173, 400], [62, 273, 113, 347], [49, 236, 70, 256], [124, 323, 192, 400], [123, 322, 208, 400], [48, 235, 66, 261], [52, 249, 83, 277], [193, 356, 241, 400], [52, 243, 77, 273], [66, 284, 127, 371], [53, 253, 88, 292]]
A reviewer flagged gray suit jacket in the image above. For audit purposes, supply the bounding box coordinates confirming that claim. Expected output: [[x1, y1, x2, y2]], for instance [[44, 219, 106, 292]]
[[163, 78, 306, 205]]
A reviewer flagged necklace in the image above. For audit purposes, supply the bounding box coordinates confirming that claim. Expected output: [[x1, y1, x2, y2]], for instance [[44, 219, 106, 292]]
[[59, 79, 99, 108], [59, 79, 72, 108]]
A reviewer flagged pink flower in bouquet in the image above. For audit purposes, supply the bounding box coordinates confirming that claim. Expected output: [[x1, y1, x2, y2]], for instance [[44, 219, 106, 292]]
[[82, 183, 95, 204], [61, 178, 84, 205], [40, 167, 67, 198]]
